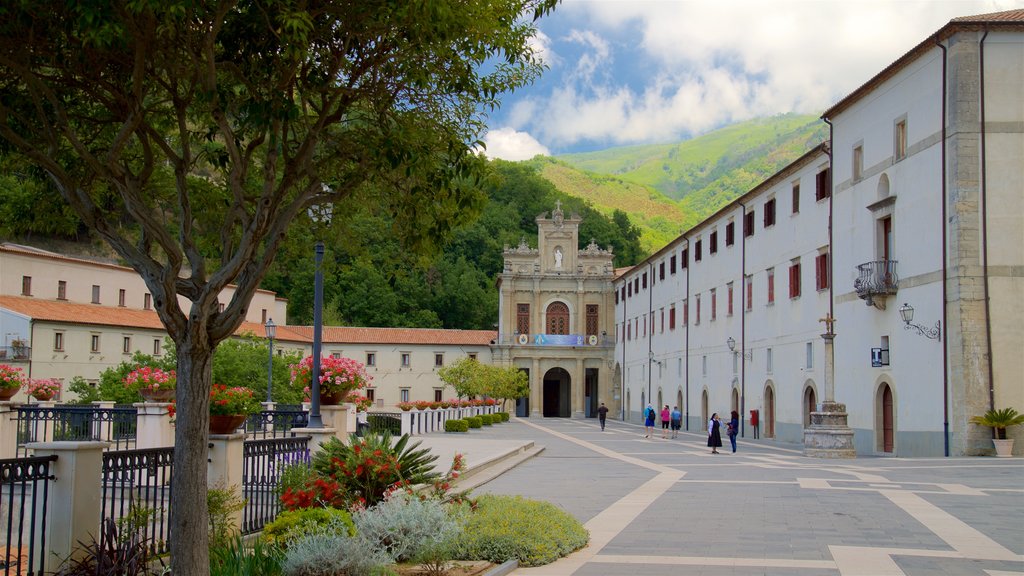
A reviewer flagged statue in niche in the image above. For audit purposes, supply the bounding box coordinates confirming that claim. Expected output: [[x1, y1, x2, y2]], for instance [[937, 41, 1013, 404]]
[[554, 247, 563, 268]]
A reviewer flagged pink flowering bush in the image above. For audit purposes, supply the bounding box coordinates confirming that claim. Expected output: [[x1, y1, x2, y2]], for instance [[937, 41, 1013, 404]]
[[209, 384, 260, 416], [344, 391, 373, 412], [290, 355, 371, 397], [27, 378, 61, 398], [0, 364, 26, 392], [123, 366, 176, 392]]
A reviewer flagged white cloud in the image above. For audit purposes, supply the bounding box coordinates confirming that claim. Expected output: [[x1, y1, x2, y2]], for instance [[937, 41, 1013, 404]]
[[482, 127, 551, 161], [504, 0, 1015, 152]]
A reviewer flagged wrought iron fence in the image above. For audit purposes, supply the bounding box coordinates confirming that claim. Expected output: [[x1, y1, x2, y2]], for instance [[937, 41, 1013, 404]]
[[1, 455, 56, 576], [100, 447, 174, 555], [16, 406, 137, 456], [366, 413, 402, 435], [244, 408, 309, 440], [241, 436, 311, 534]]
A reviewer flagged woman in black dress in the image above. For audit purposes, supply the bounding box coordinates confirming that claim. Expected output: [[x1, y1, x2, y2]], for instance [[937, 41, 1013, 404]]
[[707, 412, 723, 454]]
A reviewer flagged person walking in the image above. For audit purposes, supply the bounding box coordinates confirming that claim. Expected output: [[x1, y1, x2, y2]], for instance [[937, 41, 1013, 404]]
[[660, 405, 671, 439], [644, 404, 656, 438], [727, 410, 740, 453], [670, 405, 682, 438], [597, 402, 609, 431], [707, 412, 723, 454]]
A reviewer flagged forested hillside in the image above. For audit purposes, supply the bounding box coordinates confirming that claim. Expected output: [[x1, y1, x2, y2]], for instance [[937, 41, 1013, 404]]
[[548, 113, 827, 230]]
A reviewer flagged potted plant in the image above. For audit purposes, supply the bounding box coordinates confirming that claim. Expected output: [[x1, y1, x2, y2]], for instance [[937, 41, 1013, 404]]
[[209, 384, 260, 434], [396, 401, 414, 411], [27, 378, 61, 401], [971, 407, 1024, 457], [344, 391, 373, 412], [0, 364, 26, 401], [124, 366, 176, 402], [290, 355, 371, 405]]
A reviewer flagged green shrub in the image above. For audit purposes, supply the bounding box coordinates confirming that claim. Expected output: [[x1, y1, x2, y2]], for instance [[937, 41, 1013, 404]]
[[277, 462, 315, 499], [309, 432, 440, 507], [281, 519, 392, 576], [465, 416, 482, 429], [263, 508, 355, 548], [354, 493, 466, 563], [444, 419, 468, 432], [208, 484, 247, 549], [211, 535, 283, 576], [479, 414, 493, 426], [452, 494, 588, 567], [497, 412, 510, 422]]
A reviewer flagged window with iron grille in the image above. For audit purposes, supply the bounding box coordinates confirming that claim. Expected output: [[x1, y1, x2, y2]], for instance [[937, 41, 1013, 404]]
[[516, 303, 530, 334], [546, 302, 569, 335], [586, 304, 599, 336]]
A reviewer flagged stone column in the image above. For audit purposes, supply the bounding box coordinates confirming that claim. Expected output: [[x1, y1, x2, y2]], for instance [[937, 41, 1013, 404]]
[[134, 402, 174, 449], [0, 401, 20, 459], [572, 357, 585, 419], [530, 357, 542, 417], [803, 330, 856, 458], [207, 432, 246, 533], [321, 403, 355, 442], [30, 441, 108, 572], [292, 427, 340, 454]]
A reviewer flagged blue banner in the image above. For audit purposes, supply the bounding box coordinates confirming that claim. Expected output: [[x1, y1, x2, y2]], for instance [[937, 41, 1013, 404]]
[[532, 334, 591, 346]]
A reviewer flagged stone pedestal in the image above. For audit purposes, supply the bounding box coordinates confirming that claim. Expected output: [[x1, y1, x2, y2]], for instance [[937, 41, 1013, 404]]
[[803, 401, 856, 458], [291, 427, 340, 454], [134, 402, 174, 449]]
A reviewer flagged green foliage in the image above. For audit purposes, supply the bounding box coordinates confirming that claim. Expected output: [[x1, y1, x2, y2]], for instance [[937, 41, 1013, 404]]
[[66, 351, 174, 404], [971, 407, 1024, 440], [210, 535, 284, 576], [495, 412, 510, 422], [208, 484, 247, 549], [479, 414, 493, 426], [438, 357, 483, 399], [281, 520, 392, 576], [263, 508, 355, 548], [354, 493, 466, 563], [444, 419, 469, 433], [277, 463, 316, 500], [213, 335, 305, 404], [465, 417, 482, 429], [54, 517, 165, 576], [452, 494, 589, 567], [309, 433, 440, 507]]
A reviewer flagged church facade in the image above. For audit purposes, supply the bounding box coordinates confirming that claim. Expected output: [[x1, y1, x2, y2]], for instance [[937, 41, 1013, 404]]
[[492, 202, 619, 419]]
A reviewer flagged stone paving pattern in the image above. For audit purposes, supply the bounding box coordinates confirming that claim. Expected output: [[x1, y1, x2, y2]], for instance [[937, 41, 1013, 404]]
[[421, 417, 1024, 576]]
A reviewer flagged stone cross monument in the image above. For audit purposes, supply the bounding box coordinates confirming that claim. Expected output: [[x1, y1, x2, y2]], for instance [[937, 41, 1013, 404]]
[[803, 314, 856, 457]]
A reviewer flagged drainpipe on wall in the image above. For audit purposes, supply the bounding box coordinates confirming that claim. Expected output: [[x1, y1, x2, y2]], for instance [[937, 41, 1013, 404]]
[[935, 38, 951, 457], [620, 279, 627, 422], [647, 262, 654, 406], [737, 202, 747, 438], [978, 31, 995, 421], [684, 236, 690, 430]]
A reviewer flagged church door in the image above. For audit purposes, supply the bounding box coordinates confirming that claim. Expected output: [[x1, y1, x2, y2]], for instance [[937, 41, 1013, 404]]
[[546, 302, 569, 335]]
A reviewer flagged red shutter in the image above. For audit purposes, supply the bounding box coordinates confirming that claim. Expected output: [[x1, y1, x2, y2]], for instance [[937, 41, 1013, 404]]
[[670, 305, 676, 329], [746, 278, 753, 310], [768, 272, 775, 303], [728, 284, 734, 315]]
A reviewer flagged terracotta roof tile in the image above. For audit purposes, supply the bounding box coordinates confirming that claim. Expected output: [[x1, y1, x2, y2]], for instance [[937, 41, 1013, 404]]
[[951, 9, 1024, 22], [0, 296, 496, 346]]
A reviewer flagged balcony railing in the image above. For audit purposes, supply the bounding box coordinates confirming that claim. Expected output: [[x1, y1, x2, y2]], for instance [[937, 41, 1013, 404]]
[[0, 344, 30, 361], [854, 260, 898, 305]]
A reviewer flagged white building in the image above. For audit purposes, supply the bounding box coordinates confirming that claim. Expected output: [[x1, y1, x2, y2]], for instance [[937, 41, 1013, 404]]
[[614, 10, 1024, 456]]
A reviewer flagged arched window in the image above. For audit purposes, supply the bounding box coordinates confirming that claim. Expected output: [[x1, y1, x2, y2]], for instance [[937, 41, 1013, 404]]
[[546, 302, 569, 335]]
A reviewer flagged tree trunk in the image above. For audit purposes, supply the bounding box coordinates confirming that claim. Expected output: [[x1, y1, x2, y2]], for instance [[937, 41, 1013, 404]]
[[170, 337, 215, 575]]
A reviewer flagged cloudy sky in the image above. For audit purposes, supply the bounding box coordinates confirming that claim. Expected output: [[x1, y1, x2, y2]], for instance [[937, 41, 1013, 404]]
[[482, 0, 1017, 160]]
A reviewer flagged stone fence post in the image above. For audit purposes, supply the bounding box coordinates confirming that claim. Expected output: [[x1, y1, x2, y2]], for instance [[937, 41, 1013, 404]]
[[134, 402, 174, 449], [0, 401, 20, 459], [29, 441, 108, 572], [207, 432, 246, 533]]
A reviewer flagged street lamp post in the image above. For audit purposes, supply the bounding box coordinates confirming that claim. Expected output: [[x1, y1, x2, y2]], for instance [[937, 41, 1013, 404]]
[[308, 242, 325, 428], [264, 318, 276, 403]]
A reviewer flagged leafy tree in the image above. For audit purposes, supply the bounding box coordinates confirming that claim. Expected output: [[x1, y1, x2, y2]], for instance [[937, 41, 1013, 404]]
[[477, 364, 529, 411], [438, 357, 484, 399], [211, 335, 305, 405], [0, 2, 556, 572]]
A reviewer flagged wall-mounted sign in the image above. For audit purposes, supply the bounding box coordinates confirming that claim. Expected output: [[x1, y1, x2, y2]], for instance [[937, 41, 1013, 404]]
[[871, 347, 890, 367], [533, 334, 586, 346]]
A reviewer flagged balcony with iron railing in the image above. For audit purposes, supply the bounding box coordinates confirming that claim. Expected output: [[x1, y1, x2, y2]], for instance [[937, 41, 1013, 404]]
[[854, 260, 898, 307], [0, 343, 31, 361]]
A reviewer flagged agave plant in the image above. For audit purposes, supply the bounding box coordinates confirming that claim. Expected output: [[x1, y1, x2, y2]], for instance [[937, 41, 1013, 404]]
[[970, 407, 1024, 439]]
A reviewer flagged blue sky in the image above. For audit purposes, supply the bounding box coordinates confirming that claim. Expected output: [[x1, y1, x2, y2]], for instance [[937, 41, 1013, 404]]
[[482, 0, 1017, 160]]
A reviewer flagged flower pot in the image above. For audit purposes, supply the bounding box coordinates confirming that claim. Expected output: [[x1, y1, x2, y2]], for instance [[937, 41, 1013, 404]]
[[319, 390, 345, 405], [140, 387, 175, 402], [0, 387, 18, 401], [993, 438, 1014, 457], [209, 414, 247, 434], [31, 391, 55, 402]]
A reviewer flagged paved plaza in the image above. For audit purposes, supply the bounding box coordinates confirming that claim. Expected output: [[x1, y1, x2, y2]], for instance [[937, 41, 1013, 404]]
[[422, 417, 1024, 576]]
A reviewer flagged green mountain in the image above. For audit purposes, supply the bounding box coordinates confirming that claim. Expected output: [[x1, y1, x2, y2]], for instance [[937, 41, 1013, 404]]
[[536, 113, 827, 242]]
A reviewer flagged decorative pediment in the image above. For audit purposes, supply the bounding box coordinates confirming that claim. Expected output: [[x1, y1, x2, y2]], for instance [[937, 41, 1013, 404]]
[[579, 238, 614, 257]]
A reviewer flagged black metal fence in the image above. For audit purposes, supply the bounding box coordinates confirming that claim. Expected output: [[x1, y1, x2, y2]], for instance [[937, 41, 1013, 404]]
[[16, 406, 137, 456], [244, 408, 309, 440], [1, 455, 56, 576], [365, 412, 402, 435], [100, 447, 174, 555], [241, 436, 311, 535]]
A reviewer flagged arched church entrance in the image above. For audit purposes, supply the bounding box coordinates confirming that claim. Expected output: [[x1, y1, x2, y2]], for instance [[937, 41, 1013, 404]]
[[764, 383, 776, 438], [877, 382, 895, 453], [543, 367, 571, 418]]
